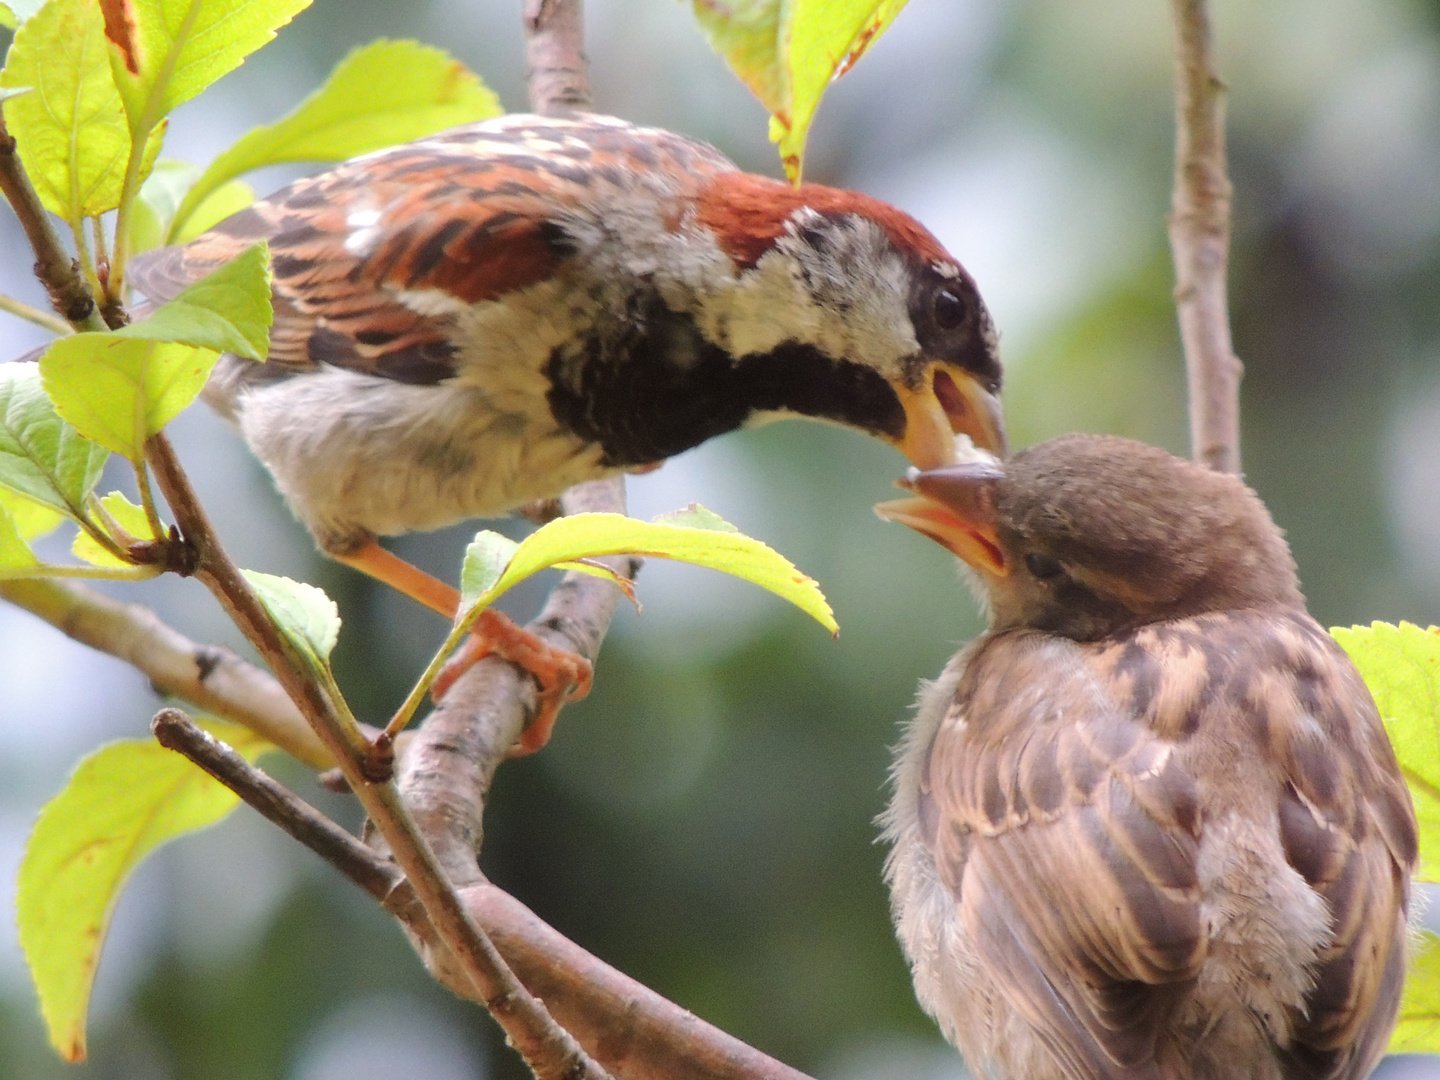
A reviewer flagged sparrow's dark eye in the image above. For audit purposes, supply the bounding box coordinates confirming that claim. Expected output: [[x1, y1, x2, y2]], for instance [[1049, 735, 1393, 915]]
[[933, 288, 967, 330], [1024, 552, 1065, 581]]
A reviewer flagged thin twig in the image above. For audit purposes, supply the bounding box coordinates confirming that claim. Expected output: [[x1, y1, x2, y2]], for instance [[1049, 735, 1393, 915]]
[[153, 707, 817, 1080], [1168, 0, 1242, 474], [151, 708, 402, 900], [525, 0, 592, 115], [0, 113, 107, 332]]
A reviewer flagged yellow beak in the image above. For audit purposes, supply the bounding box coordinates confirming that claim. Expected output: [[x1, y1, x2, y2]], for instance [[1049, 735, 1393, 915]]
[[890, 367, 1006, 470]]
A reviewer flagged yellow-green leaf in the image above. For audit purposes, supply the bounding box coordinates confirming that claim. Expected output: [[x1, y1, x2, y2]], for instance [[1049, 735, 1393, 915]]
[[461, 507, 837, 635], [1391, 930, 1440, 1052], [173, 177, 253, 241], [0, 500, 42, 571], [0, 485, 65, 540], [171, 39, 500, 239], [693, 0, 908, 181], [103, 0, 313, 137], [0, 3, 17, 29], [40, 334, 220, 460], [459, 530, 520, 616], [118, 242, 272, 359], [1332, 621, 1440, 882], [692, 0, 787, 125], [0, 0, 162, 220], [130, 159, 199, 253], [242, 569, 339, 673], [72, 490, 154, 567], [387, 505, 836, 740], [17, 720, 273, 1061], [0, 362, 108, 517]]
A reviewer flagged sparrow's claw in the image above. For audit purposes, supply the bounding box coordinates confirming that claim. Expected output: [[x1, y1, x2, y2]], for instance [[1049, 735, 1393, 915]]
[[432, 608, 592, 755]]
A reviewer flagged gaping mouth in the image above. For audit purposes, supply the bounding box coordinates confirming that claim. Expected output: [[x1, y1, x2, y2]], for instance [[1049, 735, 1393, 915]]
[[873, 462, 1008, 576]]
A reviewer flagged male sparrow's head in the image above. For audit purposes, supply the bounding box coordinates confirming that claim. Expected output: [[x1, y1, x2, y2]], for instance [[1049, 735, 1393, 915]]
[[690, 171, 1006, 469]]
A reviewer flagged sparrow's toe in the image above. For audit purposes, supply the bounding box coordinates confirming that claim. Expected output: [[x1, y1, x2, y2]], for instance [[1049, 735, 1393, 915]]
[[433, 608, 592, 755]]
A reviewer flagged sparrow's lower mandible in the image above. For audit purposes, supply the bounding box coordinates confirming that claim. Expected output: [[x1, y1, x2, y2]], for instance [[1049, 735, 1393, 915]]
[[127, 111, 1006, 751], [876, 433, 1417, 1080]]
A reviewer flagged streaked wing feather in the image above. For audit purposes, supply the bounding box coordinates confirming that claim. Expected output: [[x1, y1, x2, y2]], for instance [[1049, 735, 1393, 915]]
[[128, 115, 737, 382], [926, 632, 1205, 1080]]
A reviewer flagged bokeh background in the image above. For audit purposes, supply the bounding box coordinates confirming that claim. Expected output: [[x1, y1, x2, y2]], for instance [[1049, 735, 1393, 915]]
[[4, 0, 1440, 1076]]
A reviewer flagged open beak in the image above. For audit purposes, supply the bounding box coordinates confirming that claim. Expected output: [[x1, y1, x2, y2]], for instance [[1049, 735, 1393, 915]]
[[874, 461, 1009, 576], [890, 367, 1007, 471]]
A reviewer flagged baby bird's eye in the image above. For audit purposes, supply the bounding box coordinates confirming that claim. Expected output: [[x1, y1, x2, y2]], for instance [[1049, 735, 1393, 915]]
[[1024, 552, 1065, 581]]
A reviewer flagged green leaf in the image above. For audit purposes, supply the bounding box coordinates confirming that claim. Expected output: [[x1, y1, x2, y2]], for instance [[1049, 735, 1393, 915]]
[[130, 159, 200, 253], [40, 334, 220, 460], [1391, 930, 1440, 1052], [0, 362, 108, 517], [459, 507, 837, 635], [241, 569, 340, 672], [17, 720, 273, 1062], [72, 490, 154, 567], [0, 3, 16, 29], [0, 485, 65, 540], [171, 39, 500, 239], [173, 177, 253, 241], [0, 500, 42, 571], [693, 0, 908, 181], [459, 531, 520, 617], [117, 241, 272, 359], [1331, 621, 1440, 882], [0, 0, 163, 220], [103, 0, 313, 136]]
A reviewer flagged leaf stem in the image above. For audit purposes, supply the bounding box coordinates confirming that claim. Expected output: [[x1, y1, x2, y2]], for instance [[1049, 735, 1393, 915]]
[[132, 463, 166, 541], [107, 2, 202, 304], [3, 562, 161, 581], [0, 291, 72, 336], [66, 218, 100, 298]]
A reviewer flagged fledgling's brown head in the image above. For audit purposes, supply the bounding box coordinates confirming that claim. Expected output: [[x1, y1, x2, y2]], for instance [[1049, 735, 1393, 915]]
[[877, 433, 1304, 639]]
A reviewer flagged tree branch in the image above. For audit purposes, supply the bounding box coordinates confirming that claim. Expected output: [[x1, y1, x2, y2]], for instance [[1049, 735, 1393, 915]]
[[0, 113, 108, 332], [143, 433, 611, 1080], [525, 0, 592, 115], [0, 577, 332, 768], [1168, 0, 1242, 474], [153, 708, 817, 1080]]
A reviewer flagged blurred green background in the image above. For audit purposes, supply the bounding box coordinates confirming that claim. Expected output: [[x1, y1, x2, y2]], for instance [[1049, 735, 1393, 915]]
[[3, 0, 1440, 1077]]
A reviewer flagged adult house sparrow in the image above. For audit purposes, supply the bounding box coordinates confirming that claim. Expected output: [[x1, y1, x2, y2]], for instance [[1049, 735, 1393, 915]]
[[876, 434, 1416, 1080], [128, 112, 1005, 750]]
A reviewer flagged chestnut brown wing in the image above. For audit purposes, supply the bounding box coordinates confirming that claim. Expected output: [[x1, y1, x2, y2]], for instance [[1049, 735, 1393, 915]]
[[129, 116, 737, 383]]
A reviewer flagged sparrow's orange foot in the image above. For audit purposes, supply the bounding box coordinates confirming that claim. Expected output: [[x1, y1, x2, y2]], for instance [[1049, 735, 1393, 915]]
[[432, 608, 593, 755]]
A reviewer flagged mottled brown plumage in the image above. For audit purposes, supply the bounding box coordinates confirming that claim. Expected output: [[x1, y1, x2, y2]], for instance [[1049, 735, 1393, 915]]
[[878, 434, 1416, 1080]]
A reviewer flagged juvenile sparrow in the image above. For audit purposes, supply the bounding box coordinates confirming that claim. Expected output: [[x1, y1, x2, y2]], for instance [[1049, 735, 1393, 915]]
[[876, 434, 1416, 1080], [129, 112, 1005, 749]]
